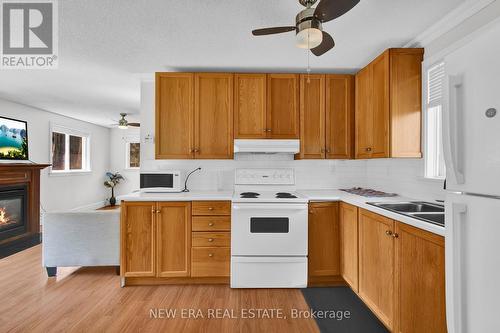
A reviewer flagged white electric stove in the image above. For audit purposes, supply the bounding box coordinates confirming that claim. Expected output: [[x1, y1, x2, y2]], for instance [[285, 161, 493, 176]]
[[230, 168, 308, 288]]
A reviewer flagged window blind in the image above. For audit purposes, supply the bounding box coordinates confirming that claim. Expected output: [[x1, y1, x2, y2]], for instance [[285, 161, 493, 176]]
[[427, 62, 445, 107]]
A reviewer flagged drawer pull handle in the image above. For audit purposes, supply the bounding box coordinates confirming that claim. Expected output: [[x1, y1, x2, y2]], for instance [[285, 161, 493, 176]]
[[208, 222, 214, 226], [208, 238, 214, 242], [208, 207, 214, 210], [208, 253, 214, 257]]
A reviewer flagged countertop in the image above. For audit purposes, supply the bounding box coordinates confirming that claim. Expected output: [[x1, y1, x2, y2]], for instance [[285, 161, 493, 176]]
[[119, 190, 233, 202], [300, 189, 445, 236], [119, 189, 445, 236]]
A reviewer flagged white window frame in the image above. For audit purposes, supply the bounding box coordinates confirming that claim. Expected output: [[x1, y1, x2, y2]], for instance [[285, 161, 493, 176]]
[[124, 137, 140, 170], [49, 123, 91, 175], [423, 61, 446, 180]]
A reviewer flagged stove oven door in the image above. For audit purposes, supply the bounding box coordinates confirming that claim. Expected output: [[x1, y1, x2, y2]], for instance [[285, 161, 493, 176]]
[[231, 203, 308, 256]]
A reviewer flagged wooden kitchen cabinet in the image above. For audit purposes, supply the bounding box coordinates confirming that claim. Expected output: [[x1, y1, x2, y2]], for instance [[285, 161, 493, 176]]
[[299, 74, 326, 159], [155, 73, 194, 159], [299, 74, 354, 159], [234, 74, 267, 139], [121, 202, 156, 277], [194, 73, 234, 159], [355, 48, 424, 159], [155, 72, 233, 159], [358, 208, 395, 330], [267, 74, 300, 138], [394, 222, 447, 333], [308, 202, 341, 282], [339, 202, 359, 292], [156, 202, 191, 277]]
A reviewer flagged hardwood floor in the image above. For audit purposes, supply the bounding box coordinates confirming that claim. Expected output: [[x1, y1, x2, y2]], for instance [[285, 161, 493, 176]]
[[0, 245, 319, 333]]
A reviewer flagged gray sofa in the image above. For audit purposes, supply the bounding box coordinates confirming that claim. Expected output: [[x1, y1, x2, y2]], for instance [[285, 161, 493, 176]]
[[42, 210, 120, 276]]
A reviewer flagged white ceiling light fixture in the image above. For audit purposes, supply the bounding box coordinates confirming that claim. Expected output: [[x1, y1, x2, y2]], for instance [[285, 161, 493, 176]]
[[295, 17, 323, 49]]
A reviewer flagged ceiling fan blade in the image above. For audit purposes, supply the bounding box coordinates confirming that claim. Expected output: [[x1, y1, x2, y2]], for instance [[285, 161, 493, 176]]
[[311, 31, 335, 56], [252, 26, 296, 36], [314, 0, 360, 23], [128, 123, 140, 127]]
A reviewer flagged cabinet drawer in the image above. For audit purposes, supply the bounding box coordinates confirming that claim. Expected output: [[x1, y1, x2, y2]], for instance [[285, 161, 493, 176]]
[[192, 232, 230, 247], [191, 247, 230, 277], [192, 201, 231, 216], [192, 216, 231, 231]]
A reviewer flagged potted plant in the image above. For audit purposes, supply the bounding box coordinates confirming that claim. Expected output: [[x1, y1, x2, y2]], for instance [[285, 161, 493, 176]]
[[104, 172, 124, 206]]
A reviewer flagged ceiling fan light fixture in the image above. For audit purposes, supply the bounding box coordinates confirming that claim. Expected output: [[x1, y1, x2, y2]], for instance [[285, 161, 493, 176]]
[[296, 27, 323, 49], [118, 124, 128, 130]]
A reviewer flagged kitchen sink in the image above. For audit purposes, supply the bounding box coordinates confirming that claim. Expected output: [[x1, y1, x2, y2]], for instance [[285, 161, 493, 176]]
[[369, 201, 444, 213], [367, 201, 445, 227], [408, 213, 445, 226]]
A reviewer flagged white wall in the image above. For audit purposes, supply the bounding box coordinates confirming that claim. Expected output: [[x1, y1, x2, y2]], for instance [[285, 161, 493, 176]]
[[0, 98, 111, 211], [109, 127, 140, 196]]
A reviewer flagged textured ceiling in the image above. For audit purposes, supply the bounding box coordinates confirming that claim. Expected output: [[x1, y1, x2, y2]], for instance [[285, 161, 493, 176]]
[[0, 0, 464, 126]]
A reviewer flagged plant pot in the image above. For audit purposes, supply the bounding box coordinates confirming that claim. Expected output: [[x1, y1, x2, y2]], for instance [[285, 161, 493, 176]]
[[109, 196, 116, 206]]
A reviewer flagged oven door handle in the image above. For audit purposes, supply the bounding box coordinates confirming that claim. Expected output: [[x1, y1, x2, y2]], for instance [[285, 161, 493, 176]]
[[232, 204, 307, 211]]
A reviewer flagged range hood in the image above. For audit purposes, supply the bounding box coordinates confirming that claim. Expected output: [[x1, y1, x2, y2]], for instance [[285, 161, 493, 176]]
[[234, 139, 300, 154]]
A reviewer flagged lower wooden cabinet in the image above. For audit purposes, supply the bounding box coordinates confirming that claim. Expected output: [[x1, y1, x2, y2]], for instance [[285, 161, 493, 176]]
[[156, 202, 191, 277], [339, 202, 359, 292], [358, 209, 396, 330], [121, 201, 231, 284], [191, 247, 230, 277], [308, 202, 341, 283], [355, 208, 447, 333], [394, 222, 447, 333], [121, 202, 156, 277]]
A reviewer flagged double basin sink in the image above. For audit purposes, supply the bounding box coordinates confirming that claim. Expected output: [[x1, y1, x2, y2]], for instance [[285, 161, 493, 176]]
[[367, 201, 445, 227]]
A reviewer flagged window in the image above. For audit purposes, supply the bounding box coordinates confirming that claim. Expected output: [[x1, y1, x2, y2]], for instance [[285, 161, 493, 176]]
[[125, 141, 140, 169], [424, 62, 446, 179], [50, 125, 90, 173]]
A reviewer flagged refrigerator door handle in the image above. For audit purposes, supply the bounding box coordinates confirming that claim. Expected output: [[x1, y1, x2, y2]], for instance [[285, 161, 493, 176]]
[[446, 202, 467, 333], [443, 75, 465, 185]]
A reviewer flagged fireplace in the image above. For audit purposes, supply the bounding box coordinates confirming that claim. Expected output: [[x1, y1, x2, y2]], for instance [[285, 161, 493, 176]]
[[0, 164, 49, 258], [0, 185, 28, 242]]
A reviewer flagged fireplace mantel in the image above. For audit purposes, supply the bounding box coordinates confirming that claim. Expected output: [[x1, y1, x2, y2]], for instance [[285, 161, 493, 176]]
[[0, 163, 50, 251]]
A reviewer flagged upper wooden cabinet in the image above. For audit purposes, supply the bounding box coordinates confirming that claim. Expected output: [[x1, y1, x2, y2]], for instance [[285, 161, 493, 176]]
[[394, 222, 447, 333], [300, 74, 325, 159], [234, 74, 267, 139], [267, 74, 300, 138], [194, 73, 234, 159], [156, 72, 233, 159], [355, 48, 424, 159], [308, 202, 341, 279], [299, 74, 354, 159], [155, 73, 194, 159], [326, 75, 355, 159]]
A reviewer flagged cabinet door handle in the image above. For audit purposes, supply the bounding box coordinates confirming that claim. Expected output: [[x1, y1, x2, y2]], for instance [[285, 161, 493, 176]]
[[156, 210, 161, 213], [392, 233, 399, 239], [208, 253, 214, 257], [266, 129, 272, 132], [365, 147, 372, 152], [263, 128, 268, 132], [208, 222, 214, 226], [193, 148, 200, 153], [309, 210, 314, 214], [385, 230, 393, 236], [208, 238, 214, 242], [320, 148, 325, 153], [326, 148, 331, 153], [190, 148, 195, 153]]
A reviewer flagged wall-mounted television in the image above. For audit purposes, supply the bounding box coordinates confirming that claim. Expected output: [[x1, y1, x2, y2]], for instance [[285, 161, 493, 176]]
[[0, 116, 28, 161]]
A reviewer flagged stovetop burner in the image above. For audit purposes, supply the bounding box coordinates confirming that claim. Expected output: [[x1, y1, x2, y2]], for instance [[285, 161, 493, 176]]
[[240, 192, 260, 198], [275, 192, 298, 199]]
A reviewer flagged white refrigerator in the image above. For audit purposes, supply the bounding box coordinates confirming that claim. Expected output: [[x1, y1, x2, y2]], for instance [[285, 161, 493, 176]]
[[443, 20, 500, 333]]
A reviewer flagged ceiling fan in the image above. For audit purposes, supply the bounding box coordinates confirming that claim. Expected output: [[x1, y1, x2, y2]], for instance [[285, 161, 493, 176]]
[[112, 113, 140, 130], [252, 0, 360, 56]]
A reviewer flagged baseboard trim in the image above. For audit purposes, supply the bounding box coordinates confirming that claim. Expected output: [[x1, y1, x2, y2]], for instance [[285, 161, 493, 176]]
[[124, 276, 230, 286], [308, 275, 347, 287], [70, 200, 107, 212]]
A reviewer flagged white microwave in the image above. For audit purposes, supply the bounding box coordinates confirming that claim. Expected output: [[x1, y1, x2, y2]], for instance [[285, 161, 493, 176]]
[[140, 171, 182, 193]]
